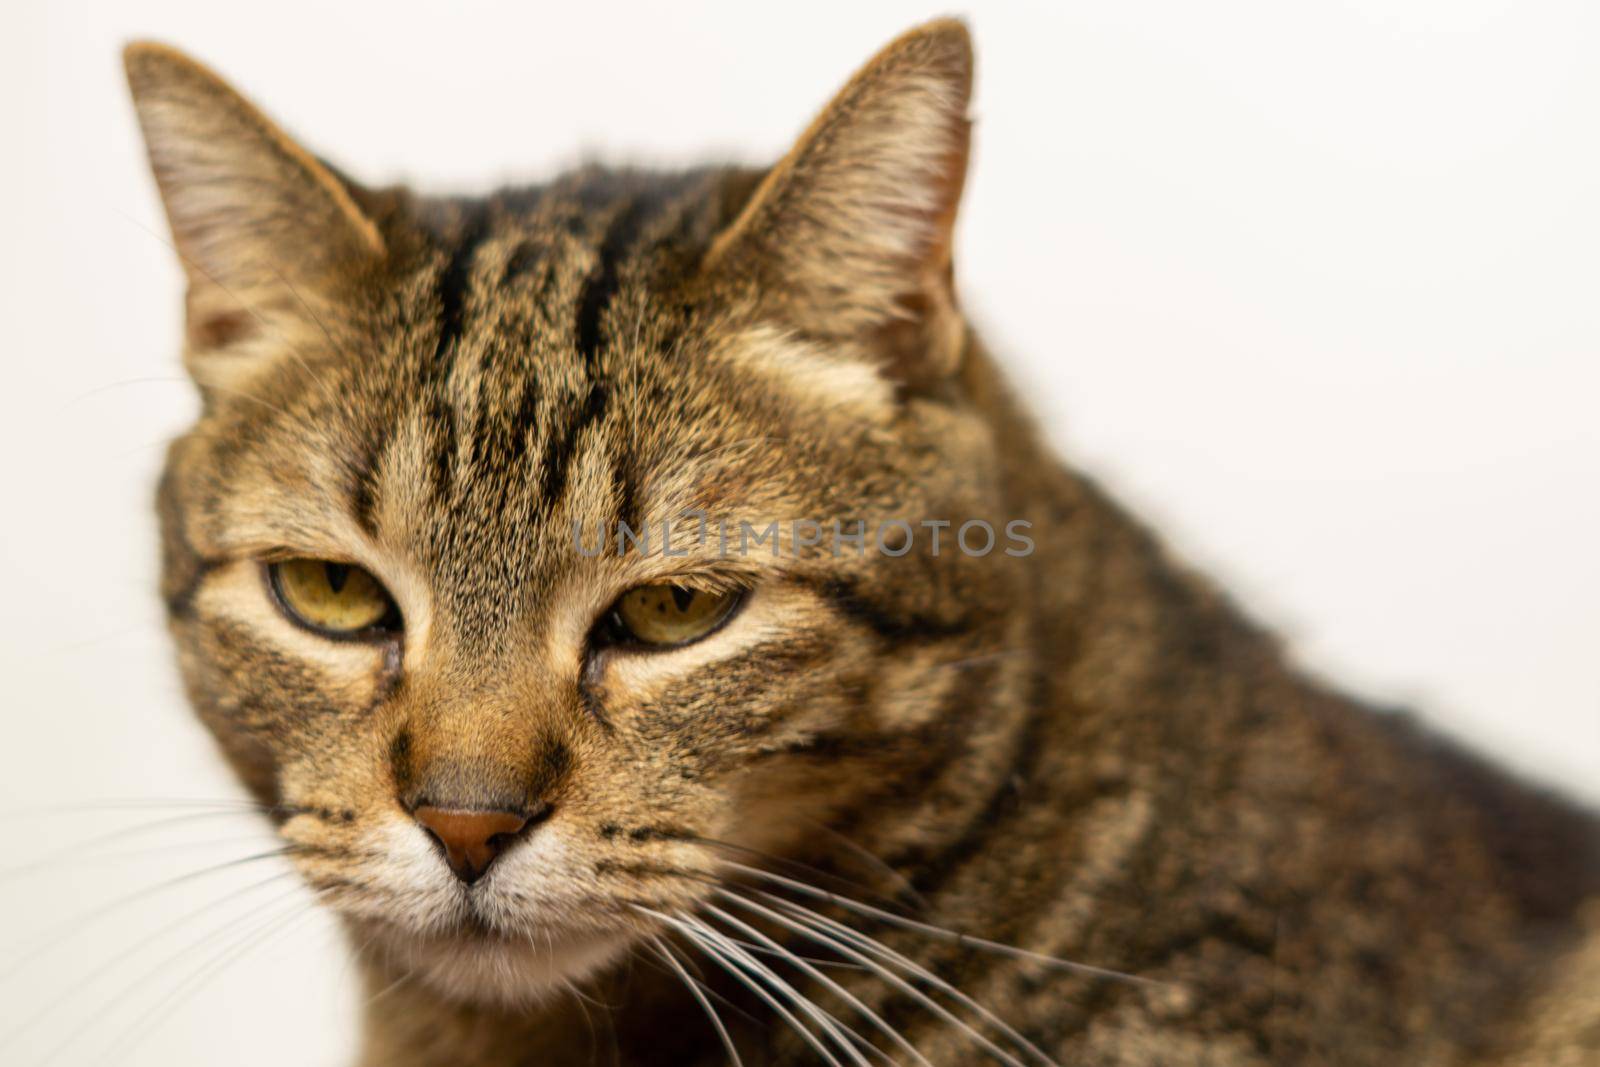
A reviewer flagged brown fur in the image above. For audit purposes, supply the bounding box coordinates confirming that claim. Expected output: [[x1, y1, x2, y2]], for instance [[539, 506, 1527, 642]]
[[127, 20, 1600, 1066]]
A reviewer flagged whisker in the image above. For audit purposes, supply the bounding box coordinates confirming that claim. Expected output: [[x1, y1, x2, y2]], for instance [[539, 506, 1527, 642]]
[[562, 974, 618, 1013], [106, 895, 321, 1063], [0, 869, 295, 1053], [0, 846, 296, 978], [647, 936, 765, 1029], [649, 936, 745, 1067], [691, 435, 789, 460], [726, 937, 868, 973], [726, 861, 1159, 988], [686, 838, 910, 913], [0, 796, 267, 821], [347, 922, 417, 1012], [64, 375, 298, 421], [704, 898, 931, 1067], [199, 382, 300, 420], [363, 963, 415, 1009], [116, 208, 341, 402], [751, 892, 1048, 1067], [935, 649, 1025, 674], [681, 912, 876, 1067], [264, 263, 351, 391], [0, 822, 281, 883], [46, 618, 164, 656], [801, 821, 930, 912], [639, 907, 847, 1067], [35, 885, 311, 1064], [64, 373, 192, 405], [643, 918, 787, 1030], [561, 976, 601, 1063]]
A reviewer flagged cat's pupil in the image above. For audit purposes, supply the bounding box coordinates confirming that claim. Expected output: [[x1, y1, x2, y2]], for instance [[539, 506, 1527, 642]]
[[325, 563, 350, 594], [670, 586, 695, 612]]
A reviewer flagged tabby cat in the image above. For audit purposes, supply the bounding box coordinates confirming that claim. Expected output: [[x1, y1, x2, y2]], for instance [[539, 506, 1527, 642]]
[[125, 19, 1600, 1066]]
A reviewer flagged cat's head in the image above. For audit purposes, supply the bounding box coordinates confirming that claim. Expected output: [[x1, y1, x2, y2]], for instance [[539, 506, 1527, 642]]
[[129, 20, 1031, 1005]]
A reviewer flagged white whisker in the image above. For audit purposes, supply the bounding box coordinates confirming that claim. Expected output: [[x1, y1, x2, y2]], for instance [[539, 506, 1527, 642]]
[[116, 208, 342, 403], [705, 896, 931, 1067], [638, 906, 847, 1067], [0, 809, 269, 882], [108, 896, 321, 1062], [726, 861, 1158, 988], [0, 846, 296, 980], [0, 869, 294, 1053], [726, 890, 1036, 1067], [1, 830, 288, 883], [650, 936, 744, 1067], [680, 911, 876, 1066], [0, 796, 266, 822], [36, 885, 312, 1064], [362, 964, 417, 1010], [801, 821, 931, 912]]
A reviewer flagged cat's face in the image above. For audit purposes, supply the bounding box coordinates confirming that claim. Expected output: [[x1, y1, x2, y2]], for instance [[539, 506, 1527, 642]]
[[131, 23, 1019, 1004]]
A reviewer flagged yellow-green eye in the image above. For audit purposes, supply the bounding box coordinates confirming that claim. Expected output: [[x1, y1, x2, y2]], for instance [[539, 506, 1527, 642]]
[[268, 560, 400, 638], [609, 584, 741, 648]]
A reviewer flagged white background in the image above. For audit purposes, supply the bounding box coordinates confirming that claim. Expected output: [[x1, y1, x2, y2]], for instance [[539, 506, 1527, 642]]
[[2, 2, 1597, 1064]]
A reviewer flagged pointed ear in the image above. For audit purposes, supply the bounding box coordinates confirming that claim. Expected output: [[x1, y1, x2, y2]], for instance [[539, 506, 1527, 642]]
[[705, 20, 974, 384], [124, 42, 383, 357]]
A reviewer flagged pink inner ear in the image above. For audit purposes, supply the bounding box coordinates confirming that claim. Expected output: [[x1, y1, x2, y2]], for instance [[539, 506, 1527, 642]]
[[189, 308, 256, 349]]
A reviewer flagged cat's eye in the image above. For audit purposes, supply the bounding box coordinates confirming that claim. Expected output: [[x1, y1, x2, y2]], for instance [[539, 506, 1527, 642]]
[[606, 584, 742, 648], [267, 559, 401, 639]]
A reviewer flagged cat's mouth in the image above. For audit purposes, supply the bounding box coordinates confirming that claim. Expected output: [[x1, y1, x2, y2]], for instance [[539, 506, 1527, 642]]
[[288, 813, 684, 1003], [450, 907, 506, 941], [348, 878, 631, 951], [434, 896, 590, 946]]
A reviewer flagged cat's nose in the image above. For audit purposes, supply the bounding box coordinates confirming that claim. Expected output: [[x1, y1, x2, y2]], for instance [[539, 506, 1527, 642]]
[[412, 806, 531, 884]]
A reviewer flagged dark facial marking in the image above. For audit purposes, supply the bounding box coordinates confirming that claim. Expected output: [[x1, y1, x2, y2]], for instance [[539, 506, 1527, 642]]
[[389, 728, 414, 794], [349, 422, 391, 537], [433, 207, 494, 374], [573, 199, 649, 361], [804, 574, 976, 646], [531, 197, 659, 518], [501, 239, 545, 284], [527, 736, 575, 802]]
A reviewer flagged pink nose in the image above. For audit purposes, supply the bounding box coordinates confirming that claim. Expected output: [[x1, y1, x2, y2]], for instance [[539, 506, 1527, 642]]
[[412, 806, 530, 884]]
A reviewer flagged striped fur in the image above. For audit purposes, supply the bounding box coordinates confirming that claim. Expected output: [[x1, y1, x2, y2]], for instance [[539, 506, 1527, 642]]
[[128, 20, 1599, 1067]]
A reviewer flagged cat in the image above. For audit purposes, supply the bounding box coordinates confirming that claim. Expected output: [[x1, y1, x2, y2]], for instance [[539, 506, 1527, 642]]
[[125, 19, 1600, 1067]]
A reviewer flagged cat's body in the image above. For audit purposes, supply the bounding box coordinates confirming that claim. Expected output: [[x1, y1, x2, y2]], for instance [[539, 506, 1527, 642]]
[[126, 21, 1600, 1067]]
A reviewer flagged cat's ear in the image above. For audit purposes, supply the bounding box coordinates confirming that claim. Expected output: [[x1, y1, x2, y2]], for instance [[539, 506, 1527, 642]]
[[124, 43, 383, 359], [705, 19, 973, 385]]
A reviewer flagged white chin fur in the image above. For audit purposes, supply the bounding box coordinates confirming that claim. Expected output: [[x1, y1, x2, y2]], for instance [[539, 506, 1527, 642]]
[[331, 818, 638, 1007], [375, 925, 634, 1008]]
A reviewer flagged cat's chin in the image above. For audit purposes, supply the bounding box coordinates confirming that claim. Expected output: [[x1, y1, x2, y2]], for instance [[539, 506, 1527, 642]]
[[354, 919, 635, 1008]]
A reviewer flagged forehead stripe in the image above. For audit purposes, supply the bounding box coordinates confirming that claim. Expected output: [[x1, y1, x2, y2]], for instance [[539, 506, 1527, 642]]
[[533, 198, 654, 517], [420, 208, 495, 508], [572, 196, 650, 363], [433, 207, 494, 374]]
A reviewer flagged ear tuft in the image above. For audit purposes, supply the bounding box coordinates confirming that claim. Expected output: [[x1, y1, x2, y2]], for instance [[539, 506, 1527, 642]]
[[124, 42, 383, 323], [706, 19, 975, 382]]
